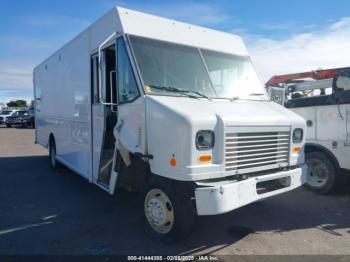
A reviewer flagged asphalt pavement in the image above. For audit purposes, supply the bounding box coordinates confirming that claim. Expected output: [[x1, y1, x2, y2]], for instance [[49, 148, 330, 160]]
[[0, 127, 349, 255]]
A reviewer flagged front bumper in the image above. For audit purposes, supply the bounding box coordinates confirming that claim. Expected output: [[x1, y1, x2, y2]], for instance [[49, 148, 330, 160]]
[[195, 166, 306, 215], [6, 119, 25, 125], [5, 121, 17, 125]]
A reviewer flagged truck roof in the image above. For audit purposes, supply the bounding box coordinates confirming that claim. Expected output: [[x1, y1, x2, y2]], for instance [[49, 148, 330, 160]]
[[116, 7, 248, 56], [34, 7, 248, 71]]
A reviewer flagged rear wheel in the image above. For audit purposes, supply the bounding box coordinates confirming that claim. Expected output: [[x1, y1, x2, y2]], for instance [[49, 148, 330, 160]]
[[141, 178, 196, 243], [6, 124, 11, 128], [305, 151, 342, 194], [49, 137, 61, 170]]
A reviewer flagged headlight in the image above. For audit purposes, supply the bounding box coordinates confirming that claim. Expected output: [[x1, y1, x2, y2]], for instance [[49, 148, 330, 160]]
[[196, 130, 214, 150], [292, 128, 303, 143]]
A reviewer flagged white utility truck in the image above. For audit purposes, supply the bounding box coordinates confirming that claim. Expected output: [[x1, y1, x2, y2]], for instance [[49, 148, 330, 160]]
[[34, 7, 306, 241], [267, 68, 350, 194]]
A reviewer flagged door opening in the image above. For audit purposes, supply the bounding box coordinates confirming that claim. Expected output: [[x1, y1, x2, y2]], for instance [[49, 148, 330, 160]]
[[91, 44, 118, 188], [99, 45, 117, 185]]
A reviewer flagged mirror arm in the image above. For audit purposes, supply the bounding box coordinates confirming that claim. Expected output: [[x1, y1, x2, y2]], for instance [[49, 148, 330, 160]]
[[98, 32, 117, 105]]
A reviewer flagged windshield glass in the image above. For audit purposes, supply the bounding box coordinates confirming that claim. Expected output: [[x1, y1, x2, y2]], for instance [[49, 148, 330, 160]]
[[129, 36, 268, 100], [130, 36, 216, 97], [0, 110, 12, 115], [11, 111, 26, 117], [201, 50, 267, 99]]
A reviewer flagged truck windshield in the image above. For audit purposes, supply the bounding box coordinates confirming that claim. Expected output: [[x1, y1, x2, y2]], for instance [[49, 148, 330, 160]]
[[129, 36, 268, 100]]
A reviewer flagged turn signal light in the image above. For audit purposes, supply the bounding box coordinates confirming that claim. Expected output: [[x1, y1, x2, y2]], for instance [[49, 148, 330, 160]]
[[293, 146, 301, 153], [170, 158, 176, 167], [199, 155, 212, 163]]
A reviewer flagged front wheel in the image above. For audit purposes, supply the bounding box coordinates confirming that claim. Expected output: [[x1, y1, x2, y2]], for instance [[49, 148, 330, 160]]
[[141, 178, 196, 242], [305, 151, 342, 194]]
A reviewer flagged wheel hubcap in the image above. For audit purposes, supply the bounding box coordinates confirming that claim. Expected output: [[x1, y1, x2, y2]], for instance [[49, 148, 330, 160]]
[[144, 189, 174, 234], [306, 158, 329, 188]]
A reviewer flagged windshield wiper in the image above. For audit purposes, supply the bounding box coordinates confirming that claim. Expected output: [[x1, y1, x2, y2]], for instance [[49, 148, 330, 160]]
[[248, 93, 266, 96], [185, 90, 210, 100], [147, 84, 210, 100], [147, 84, 184, 93], [213, 96, 239, 101]]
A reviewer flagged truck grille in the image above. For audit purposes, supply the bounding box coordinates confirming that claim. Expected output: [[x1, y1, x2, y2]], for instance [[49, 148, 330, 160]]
[[225, 131, 290, 171]]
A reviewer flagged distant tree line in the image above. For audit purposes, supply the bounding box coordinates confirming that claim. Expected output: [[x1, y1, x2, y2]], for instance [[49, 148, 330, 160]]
[[6, 100, 27, 108]]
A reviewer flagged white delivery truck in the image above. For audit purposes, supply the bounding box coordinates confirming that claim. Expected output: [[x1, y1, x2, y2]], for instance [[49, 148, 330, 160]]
[[267, 68, 350, 194], [34, 7, 306, 241]]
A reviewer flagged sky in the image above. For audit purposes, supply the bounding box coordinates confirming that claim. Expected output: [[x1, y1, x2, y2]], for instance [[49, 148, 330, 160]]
[[1, 0, 350, 103]]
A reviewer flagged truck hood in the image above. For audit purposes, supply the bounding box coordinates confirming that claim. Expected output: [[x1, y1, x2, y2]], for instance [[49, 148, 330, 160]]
[[147, 95, 304, 126]]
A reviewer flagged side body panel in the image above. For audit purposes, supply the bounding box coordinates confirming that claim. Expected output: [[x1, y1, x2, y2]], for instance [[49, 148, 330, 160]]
[[34, 31, 91, 179], [292, 107, 317, 140], [292, 104, 350, 170], [34, 9, 123, 180]]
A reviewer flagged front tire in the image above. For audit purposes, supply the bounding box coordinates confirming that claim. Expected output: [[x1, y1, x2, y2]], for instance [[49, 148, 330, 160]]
[[141, 178, 196, 243], [305, 151, 342, 194]]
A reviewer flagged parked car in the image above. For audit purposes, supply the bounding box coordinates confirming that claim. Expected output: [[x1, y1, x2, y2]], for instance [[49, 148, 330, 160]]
[[0, 109, 14, 124], [5, 110, 34, 128]]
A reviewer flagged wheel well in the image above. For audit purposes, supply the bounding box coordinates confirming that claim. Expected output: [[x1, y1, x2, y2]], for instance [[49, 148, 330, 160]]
[[115, 151, 150, 191], [305, 143, 340, 169]]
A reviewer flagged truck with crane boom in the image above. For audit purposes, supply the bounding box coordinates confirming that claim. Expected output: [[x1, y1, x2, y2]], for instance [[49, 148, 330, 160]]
[[267, 67, 350, 194]]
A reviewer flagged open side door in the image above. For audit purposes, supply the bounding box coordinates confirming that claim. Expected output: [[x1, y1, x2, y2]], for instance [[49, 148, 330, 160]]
[[91, 37, 118, 193], [91, 35, 147, 194]]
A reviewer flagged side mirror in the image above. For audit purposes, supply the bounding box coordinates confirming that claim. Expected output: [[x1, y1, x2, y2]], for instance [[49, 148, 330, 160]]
[[333, 71, 350, 92], [335, 75, 350, 91]]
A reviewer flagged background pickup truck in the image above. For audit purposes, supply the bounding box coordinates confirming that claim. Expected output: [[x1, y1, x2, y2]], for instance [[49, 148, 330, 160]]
[[5, 109, 35, 128]]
